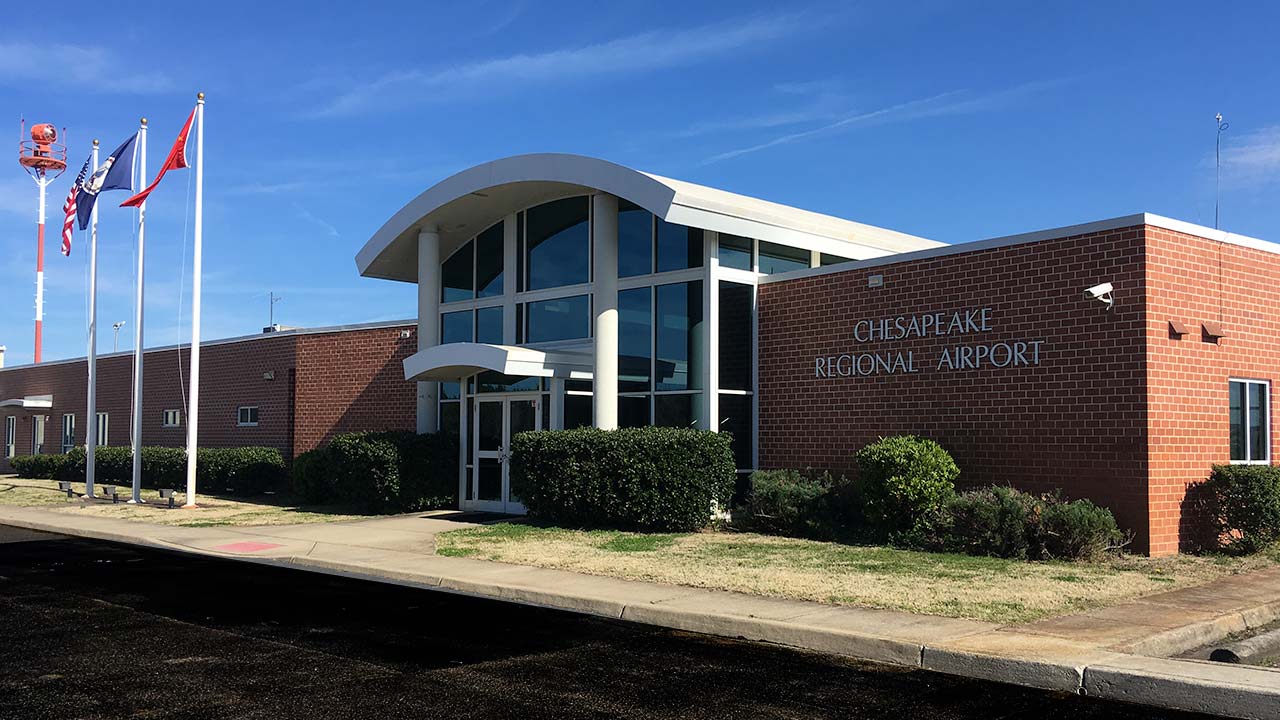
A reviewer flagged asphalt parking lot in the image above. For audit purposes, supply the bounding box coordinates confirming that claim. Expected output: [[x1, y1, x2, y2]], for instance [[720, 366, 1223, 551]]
[[0, 525, 1218, 720]]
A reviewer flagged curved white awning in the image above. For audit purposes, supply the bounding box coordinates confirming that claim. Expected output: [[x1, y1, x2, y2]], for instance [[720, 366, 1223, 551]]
[[356, 153, 943, 283], [404, 343, 593, 382], [0, 394, 52, 409]]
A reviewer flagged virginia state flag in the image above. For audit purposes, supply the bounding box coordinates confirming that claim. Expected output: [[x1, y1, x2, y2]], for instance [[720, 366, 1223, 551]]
[[75, 133, 138, 231], [121, 107, 194, 208]]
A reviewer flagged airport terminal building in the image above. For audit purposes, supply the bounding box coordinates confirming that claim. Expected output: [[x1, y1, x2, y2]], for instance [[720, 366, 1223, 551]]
[[4, 154, 1279, 555]]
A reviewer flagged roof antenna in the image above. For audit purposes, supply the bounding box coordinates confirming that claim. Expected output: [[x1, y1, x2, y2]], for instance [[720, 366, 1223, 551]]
[[1215, 112, 1229, 229]]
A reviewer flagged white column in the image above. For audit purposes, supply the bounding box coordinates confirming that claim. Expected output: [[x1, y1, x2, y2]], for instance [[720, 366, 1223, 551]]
[[416, 226, 440, 434], [84, 140, 100, 497], [591, 193, 618, 429], [702, 230, 719, 432], [129, 118, 147, 504]]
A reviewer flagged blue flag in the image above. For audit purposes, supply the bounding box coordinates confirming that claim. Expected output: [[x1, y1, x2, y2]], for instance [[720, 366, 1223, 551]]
[[76, 133, 137, 231]]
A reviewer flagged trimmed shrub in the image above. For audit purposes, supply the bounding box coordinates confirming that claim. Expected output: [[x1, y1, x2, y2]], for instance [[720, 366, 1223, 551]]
[[292, 431, 458, 511], [196, 447, 286, 495], [1040, 497, 1124, 561], [747, 469, 838, 540], [511, 426, 736, 532], [59, 446, 185, 488], [855, 435, 959, 540], [938, 486, 1041, 559], [10, 454, 71, 480], [1201, 465, 1280, 553]]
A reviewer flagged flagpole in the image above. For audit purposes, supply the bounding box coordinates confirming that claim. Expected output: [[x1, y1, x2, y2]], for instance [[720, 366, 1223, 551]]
[[84, 140, 100, 498], [183, 93, 204, 509], [129, 118, 147, 504]]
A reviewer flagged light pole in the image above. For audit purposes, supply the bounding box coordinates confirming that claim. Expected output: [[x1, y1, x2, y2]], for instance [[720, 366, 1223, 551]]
[[1215, 112, 1229, 230], [112, 321, 126, 352], [269, 291, 282, 329]]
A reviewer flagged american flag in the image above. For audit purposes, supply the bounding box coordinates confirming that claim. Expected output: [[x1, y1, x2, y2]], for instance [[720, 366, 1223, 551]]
[[61, 155, 90, 257]]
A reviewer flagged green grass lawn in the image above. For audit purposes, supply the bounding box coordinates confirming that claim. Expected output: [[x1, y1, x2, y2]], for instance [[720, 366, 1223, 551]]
[[0, 476, 374, 527], [437, 522, 1277, 624]]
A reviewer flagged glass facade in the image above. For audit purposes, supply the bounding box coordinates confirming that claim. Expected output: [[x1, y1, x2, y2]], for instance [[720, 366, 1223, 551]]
[[618, 287, 652, 392], [718, 282, 752, 392], [442, 310, 473, 344], [521, 294, 590, 343], [656, 219, 702, 273], [524, 196, 589, 290], [476, 222, 504, 297], [618, 200, 653, 277], [441, 240, 474, 302], [758, 240, 810, 274], [655, 281, 703, 391], [719, 234, 753, 271], [476, 306, 503, 344]]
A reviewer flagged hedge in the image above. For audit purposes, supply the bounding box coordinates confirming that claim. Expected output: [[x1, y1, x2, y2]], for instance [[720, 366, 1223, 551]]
[[290, 431, 457, 512], [922, 486, 1123, 561], [510, 426, 736, 532], [1201, 464, 1280, 553], [746, 469, 842, 540], [10, 446, 285, 495]]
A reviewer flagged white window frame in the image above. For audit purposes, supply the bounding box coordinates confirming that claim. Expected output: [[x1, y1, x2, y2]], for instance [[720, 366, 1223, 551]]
[[237, 406, 260, 427], [61, 414, 75, 454], [4, 416, 14, 458], [31, 415, 45, 455], [95, 412, 109, 447], [1230, 378, 1271, 465], [162, 409, 182, 427]]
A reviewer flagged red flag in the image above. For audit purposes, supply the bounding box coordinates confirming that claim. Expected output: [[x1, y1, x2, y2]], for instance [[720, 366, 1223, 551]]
[[120, 107, 194, 208]]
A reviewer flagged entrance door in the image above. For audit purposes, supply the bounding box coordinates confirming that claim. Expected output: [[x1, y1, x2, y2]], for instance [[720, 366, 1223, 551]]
[[471, 396, 540, 513]]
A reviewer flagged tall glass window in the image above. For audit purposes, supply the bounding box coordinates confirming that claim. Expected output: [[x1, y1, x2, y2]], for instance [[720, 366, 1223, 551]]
[[522, 294, 590, 343], [476, 221, 504, 298], [655, 281, 703, 391], [618, 287, 652, 392], [718, 282, 752, 392], [820, 252, 853, 267], [618, 200, 653, 277], [441, 240, 474, 302], [1230, 379, 1270, 463], [442, 310, 473, 344], [476, 306, 503, 344], [656, 219, 702, 273], [758, 240, 810, 274], [524, 196, 589, 290], [719, 234, 753, 271]]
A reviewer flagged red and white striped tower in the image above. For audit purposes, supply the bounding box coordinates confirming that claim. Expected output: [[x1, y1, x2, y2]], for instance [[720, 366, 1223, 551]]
[[17, 121, 68, 364]]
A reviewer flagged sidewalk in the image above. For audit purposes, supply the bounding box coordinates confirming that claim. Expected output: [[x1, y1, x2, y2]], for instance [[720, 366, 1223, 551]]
[[2, 505, 1278, 719]]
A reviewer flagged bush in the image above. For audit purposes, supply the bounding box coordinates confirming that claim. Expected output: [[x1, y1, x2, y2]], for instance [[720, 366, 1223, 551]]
[[747, 469, 839, 539], [511, 426, 735, 532], [855, 435, 959, 540], [1040, 497, 1124, 561], [291, 431, 458, 511], [938, 486, 1041, 559], [10, 454, 71, 480], [59, 446, 186, 489], [196, 447, 286, 495], [930, 486, 1123, 561], [1202, 465, 1280, 553]]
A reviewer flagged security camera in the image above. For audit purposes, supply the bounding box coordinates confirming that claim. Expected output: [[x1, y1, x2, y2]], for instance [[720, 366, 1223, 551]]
[[1084, 282, 1114, 310]]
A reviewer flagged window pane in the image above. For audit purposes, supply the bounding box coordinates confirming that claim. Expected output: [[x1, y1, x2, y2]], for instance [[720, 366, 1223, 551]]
[[1230, 381, 1246, 461], [526, 196, 589, 290], [619, 395, 650, 428], [441, 381, 461, 400], [476, 221, 504, 298], [655, 281, 704, 391], [564, 394, 593, 429], [758, 241, 810, 274], [1250, 382, 1269, 462], [617, 200, 652, 277], [525, 294, 589, 343], [719, 392, 753, 471], [820, 252, 852, 267], [476, 306, 503, 344], [442, 310, 473, 344], [655, 394, 695, 428], [477, 458, 502, 501], [619, 287, 651, 392], [441, 240, 474, 302], [475, 371, 541, 393], [440, 401, 460, 439], [720, 234, 752, 271], [719, 282, 752, 391], [656, 220, 702, 272]]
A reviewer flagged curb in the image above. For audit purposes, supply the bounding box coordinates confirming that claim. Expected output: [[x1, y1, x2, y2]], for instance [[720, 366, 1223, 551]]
[[4, 514, 1280, 720], [1121, 600, 1280, 658]]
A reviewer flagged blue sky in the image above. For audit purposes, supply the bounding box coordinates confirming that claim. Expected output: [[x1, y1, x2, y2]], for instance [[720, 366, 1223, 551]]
[[2, 0, 1279, 366]]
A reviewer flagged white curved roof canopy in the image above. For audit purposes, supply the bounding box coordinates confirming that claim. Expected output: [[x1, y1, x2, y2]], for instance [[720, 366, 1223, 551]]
[[357, 153, 943, 283], [0, 394, 52, 409], [404, 343, 593, 381]]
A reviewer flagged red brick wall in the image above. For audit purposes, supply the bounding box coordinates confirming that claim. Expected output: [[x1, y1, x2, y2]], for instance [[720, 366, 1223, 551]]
[[1144, 226, 1280, 555], [757, 227, 1152, 550], [1, 323, 419, 472], [292, 325, 418, 456]]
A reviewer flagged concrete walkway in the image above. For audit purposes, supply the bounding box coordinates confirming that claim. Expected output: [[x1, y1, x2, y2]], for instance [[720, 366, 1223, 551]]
[[2, 505, 1278, 720]]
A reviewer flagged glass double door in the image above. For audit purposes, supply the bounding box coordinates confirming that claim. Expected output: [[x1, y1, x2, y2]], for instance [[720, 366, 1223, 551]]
[[471, 395, 540, 514]]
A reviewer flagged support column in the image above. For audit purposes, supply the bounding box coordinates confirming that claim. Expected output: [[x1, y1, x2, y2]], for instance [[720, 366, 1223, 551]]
[[417, 226, 440, 434], [702, 231, 719, 432], [591, 193, 618, 429]]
